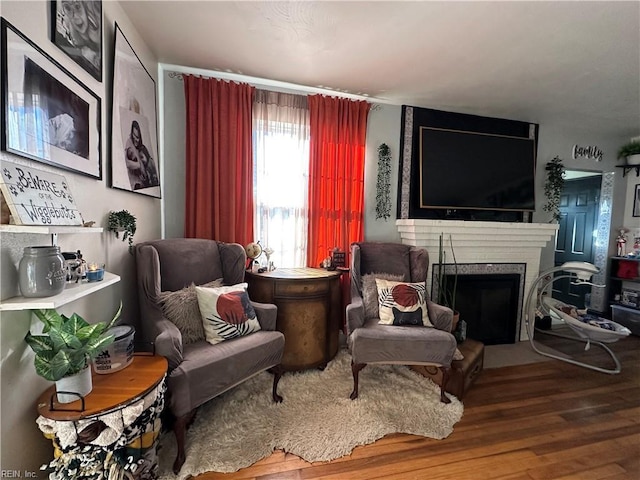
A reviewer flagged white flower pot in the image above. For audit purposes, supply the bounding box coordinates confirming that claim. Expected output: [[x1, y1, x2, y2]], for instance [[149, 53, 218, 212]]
[[626, 154, 640, 165], [56, 366, 92, 403]]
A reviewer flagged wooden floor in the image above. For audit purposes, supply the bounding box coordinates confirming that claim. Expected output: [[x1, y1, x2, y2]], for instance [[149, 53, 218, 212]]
[[196, 333, 640, 480]]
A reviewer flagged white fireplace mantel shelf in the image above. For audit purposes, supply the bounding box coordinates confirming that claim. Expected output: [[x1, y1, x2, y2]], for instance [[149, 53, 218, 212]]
[[396, 219, 559, 341], [396, 219, 558, 248]]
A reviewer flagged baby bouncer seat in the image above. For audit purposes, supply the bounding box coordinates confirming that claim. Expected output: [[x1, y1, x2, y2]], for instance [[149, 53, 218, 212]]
[[535, 296, 631, 374], [525, 261, 631, 375]]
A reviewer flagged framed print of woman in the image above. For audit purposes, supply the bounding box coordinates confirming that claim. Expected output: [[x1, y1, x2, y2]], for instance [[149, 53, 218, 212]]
[[123, 119, 159, 191], [51, 0, 102, 81], [110, 23, 161, 198]]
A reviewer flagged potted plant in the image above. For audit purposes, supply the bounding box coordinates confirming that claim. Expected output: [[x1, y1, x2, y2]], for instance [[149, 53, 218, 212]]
[[617, 140, 640, 165], [24, 303, 122, 403], [108, 210, 137, 254], [435, 233, 462, 339], [542, 156, 565, 223]]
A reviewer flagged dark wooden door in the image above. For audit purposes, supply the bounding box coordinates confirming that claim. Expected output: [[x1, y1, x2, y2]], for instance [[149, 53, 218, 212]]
[[553, 175, 601, 308]]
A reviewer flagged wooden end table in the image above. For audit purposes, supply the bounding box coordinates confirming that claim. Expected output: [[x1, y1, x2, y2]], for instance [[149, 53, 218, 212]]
[[246, 267, 343, 371], [36, 354, 168, 479]]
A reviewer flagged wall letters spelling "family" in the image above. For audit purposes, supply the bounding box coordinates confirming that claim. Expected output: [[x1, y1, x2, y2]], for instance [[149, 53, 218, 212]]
[[572, 144, 603, 162]]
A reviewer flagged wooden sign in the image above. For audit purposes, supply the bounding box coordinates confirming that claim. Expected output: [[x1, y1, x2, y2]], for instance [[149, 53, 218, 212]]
[[0, 161, 83, 225]]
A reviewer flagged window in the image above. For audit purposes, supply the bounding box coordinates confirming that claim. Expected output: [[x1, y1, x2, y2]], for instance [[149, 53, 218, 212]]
[[253, 91, 309, 267]]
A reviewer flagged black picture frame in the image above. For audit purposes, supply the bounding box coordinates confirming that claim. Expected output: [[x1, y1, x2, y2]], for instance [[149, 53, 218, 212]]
[[110, 23, 160, 198], [633, 185, 640, 217], [331, 250, 346, 267], [50, 0, 102, 81], [1, 18, 102, 179]]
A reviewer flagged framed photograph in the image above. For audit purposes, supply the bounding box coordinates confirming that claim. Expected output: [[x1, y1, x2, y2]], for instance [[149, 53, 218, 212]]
[[1, 19, 101, 179], [111, 23, 160, 198], [633, 184, 640, 217], [50, 0, 102, 81], [331, 250, 346, 267]]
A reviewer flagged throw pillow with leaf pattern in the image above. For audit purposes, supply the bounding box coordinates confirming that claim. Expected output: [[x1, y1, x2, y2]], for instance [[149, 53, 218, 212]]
[[196, 283, 261, 344], [375, 278, 433, 327]]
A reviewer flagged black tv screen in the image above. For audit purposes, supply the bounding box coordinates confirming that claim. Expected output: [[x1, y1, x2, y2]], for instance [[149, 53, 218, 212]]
[[419, 127, 536, 211]]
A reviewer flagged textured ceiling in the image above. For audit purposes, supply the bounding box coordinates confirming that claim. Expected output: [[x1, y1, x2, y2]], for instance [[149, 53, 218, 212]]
[[119, 1, 640, 138]]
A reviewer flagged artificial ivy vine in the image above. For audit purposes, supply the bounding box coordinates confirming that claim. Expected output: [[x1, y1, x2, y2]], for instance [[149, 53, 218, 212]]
[[376, 143, 392, 220], [542, 156, 565, 223], [108, 210, 137, 254]]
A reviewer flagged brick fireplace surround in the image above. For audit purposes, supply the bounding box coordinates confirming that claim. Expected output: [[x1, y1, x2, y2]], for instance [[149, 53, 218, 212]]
[[396, 219, 558, 341]]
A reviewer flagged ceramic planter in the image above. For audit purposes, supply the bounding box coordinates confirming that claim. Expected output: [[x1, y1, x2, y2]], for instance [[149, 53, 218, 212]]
[[626, 154, 640, 165], [56, 365, 92, 403]]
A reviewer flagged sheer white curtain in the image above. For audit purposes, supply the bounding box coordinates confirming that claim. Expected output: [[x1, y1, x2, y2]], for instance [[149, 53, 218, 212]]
[[253, 90, 310, 267]]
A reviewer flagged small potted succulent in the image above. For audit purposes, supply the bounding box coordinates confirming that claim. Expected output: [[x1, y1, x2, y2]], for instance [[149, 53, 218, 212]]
[[25, 303, 122, 402], [108, 210, 137, 254], [617, 140, 640, 165]]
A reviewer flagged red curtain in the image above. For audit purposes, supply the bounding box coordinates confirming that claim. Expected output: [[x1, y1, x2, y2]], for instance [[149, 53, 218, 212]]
[[307, 95, 370, 267], [183, 75, 254, 245]]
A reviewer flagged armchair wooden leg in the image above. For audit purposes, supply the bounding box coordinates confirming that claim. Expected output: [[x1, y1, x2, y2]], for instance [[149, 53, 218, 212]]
[[172, 409, 196, 474], [350, 362, 366, 400], [439, 366, 452, 404], [269, 364, 284, 403]]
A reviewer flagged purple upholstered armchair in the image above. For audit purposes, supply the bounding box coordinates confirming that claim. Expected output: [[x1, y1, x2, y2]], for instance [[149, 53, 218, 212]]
[[136, 238, 284, 473], [346, 242, 457, 403]]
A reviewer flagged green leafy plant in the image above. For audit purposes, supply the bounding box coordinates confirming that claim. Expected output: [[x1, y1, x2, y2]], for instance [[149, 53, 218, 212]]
[[617, 140, 640, 161], [435, 233, 465, 341], [376, 143, 392, 220], [435, 233, 458, 312], [24, 303, 122, 381], [108, 210, 137, 254], [542, 156, 565, 223]]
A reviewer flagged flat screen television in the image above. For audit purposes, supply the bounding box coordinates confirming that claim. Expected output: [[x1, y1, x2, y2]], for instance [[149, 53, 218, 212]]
[[420, 127, 536, 211], [419, 126, 536, 212], [399, 106, 538, 222]]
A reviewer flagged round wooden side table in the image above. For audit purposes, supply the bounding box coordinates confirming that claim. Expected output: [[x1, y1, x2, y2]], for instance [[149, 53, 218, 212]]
[[246, 267, 343, 371], [36, 354, 168, 479]]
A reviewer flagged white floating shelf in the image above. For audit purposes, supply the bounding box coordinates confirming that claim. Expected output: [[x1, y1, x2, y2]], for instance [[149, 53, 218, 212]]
[[0, 225, 103, 235], [0, 272, 120, 311]]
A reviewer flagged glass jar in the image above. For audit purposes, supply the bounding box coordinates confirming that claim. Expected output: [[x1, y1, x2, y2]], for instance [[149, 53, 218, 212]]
[[18, 246, 66, 297]]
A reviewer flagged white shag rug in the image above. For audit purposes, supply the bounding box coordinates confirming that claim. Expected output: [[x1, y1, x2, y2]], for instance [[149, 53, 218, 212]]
[[157, 349, 464, 480]]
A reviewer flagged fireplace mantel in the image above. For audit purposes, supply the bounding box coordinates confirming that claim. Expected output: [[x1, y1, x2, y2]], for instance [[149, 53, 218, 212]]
[[396, 219, 558, 340]]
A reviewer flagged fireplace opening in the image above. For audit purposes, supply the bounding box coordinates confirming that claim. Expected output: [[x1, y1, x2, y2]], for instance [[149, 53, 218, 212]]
[[432, 263, 525, 345], [452, 274, 520, 345]]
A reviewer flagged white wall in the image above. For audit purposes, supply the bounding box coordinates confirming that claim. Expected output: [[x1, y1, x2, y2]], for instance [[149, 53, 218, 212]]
[[0, 1, 161, 472], [161, 70, 187, 238], [363, 105, 402, 242]]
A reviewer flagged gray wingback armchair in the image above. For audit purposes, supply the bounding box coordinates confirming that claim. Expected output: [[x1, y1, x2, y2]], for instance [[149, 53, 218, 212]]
[[135, 238, 285, 473], [346, 242, 457, 403]]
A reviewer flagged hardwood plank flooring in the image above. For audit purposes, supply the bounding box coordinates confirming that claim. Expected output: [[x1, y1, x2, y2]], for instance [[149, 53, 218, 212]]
[[194, 334, 640, 480]]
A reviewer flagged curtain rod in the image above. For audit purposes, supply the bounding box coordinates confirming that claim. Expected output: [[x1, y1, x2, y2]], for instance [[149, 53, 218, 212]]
[[160, 63, 390, 106]]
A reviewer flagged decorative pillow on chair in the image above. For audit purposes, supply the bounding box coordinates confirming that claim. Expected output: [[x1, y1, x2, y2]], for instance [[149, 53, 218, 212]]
[[375, 278, 433, 327], [196, 283, 261, 345], [157, 279, 223, 344], [362, 273, 404, 319]]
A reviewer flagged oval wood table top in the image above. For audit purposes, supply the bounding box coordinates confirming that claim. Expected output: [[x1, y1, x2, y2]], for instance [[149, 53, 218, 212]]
[[37, 354, 168, 421], [246, 267, 343, 280]]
